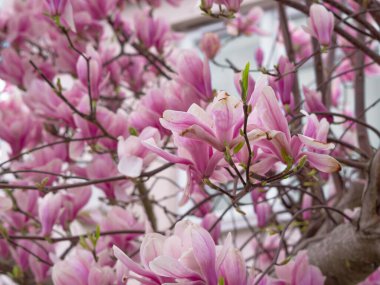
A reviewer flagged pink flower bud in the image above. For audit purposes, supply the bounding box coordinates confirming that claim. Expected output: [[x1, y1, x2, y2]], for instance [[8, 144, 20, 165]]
[[277, 56, 295, 106], [255, 47, 264, 67], [38, 192, 63, 236], [304, 4, 334, 46], [255, 200, 272, 228], [302, 194, 313, 220], [200, 32, 221, 59]]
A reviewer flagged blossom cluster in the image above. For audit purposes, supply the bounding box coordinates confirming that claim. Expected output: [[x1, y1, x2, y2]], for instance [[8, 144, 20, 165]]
[[0, 0, 379, 284]]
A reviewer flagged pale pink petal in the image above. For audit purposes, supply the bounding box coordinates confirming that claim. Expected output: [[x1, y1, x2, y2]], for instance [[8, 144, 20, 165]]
[[117, 155, 144, 177]]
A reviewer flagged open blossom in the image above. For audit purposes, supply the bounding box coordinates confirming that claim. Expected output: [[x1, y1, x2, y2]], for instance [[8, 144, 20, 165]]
[[52, 249, 115, 285], [113, 220, 251, 285], [128, 84, 200, 135], [304, 4, 334, 46], [200, 32, 221, 59], [159, 91, 243, 151], [143, 134, 225, 203], [251, 85, 341, 173], [226, 7, 266, 36]]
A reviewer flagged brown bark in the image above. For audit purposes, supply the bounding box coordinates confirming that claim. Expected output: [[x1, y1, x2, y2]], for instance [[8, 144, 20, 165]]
[[308, 223, 380, 285], [308, 150, 380, 284]]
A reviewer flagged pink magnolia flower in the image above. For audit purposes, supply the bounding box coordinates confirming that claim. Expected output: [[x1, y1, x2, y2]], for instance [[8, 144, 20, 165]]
[[134, 10, 178, 53], [302, 193, 313, 220], [331, 79, 342, 108], [73, 97, 128, 151], [119, 56, 147, 93], [143, 134, 224, 204], [58, 186, 91, 230], [176, 51, 213, 101], [117, 127, 161, 178], [24, 79, 78, 126], [45, 0, 76, 32], [219, 0, 243, 13], [128, 84, 200, 135], [1, 189, 39, 230], [0, 196, 12, 214], [38, 192, 63, 236], [76, 47, 108, 101], [98, 207, 144, 251], [78, 0, 118, 20], [0, 98, 41, 155], [304, 4, 334, 46], [303, 86, 333, 123], [201, 213, 221, 243], [335, 59, 355, 82], [114, 220, 247, 285], [255, 47, 264, 67], [219, 241, 248, 285], [277, 56, 295, 106], [252, 234, 284, 271], [278, 25, 312, 62], [251, 86, 341, 173], [336, 58, 380, 83], [176, 51, 213, 102], [29, 242, 54, 283], [0, 49, 26, 87], [12, 142, 67, 185], [52, 249, 115, 285], [275, 251, 325, 285], [159, 91, 243, 151], [10, 240, 34, 271], [85, 154, 128, 199], [255, 200, 272, 228], [200, 32, 221, 59], [226, 7, 266, 36]]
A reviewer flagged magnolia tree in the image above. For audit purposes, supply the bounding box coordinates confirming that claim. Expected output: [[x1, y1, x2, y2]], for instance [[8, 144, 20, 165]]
[[0, 0, 379, 284]]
